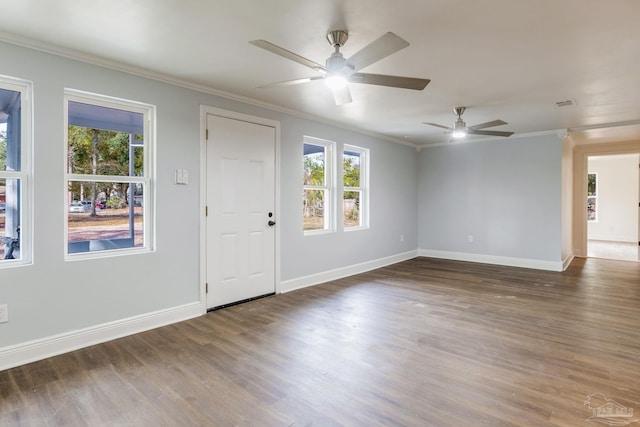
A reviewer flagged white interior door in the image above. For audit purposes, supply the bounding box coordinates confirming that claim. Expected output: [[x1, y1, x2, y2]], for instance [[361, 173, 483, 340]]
[[206, 114, 275, 309]]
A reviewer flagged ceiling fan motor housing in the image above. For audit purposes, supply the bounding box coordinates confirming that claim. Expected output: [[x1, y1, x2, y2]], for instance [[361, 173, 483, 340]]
[[326, 53, 354, 75]]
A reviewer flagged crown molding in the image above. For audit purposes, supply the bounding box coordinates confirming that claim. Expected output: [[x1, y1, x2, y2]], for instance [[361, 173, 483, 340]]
[[568, 119, 640, 133]]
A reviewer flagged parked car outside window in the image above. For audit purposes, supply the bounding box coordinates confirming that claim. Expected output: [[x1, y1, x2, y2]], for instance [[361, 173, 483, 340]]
[[69, 201, 85, 213]]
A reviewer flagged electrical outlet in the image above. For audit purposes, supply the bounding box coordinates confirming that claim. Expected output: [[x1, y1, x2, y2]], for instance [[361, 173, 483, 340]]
[[400, 234, 404, 242], [468, 235, 474, 243], [0, 304, 8, 323]]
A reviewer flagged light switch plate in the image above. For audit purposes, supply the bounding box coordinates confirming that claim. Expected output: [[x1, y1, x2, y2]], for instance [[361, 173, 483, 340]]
[[175, 169, 189, 185]]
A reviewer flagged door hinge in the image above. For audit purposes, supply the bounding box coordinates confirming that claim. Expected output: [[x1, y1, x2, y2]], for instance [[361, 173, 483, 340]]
[[206, 129, 209, 140], [205, 206, 208, 216], [206, 283, 208, 293]]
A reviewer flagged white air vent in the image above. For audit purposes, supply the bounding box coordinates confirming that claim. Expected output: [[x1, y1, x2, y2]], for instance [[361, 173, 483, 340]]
[[555, 99, 576, 108]]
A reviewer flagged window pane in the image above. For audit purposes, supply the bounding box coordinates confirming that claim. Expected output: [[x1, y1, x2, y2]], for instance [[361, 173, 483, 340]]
[[0, 178, 21, 260], [587, 196, 597, 222], [343, 151, 360, 187], [68, 181, 144, 253], [342, 191, 361, 227], [68, 127, 143, 176], [344, 190, 361, 228], [587, 173, 596, 196], [67, 101, 144, 177], [303, 143, 325, 186], [0, 88, 22, 172], [303, 189, 326, 231]]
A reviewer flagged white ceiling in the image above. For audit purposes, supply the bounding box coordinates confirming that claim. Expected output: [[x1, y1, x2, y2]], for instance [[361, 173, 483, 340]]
[[1, 0, 640, 147]]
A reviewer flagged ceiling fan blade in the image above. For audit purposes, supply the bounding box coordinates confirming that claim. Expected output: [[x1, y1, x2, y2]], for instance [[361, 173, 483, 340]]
[[249, 40, 326, 72], [257, 76, 323, 89], [346, 32, 409, 72], [468, 119, 508, 130], [332, 86, 352, 105], [423, 122, 451, 130], [468, 129, 514, 137], [351, 73, 430, 90]]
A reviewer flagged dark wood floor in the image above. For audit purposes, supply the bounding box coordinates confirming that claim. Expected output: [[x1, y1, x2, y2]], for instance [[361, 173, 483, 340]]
[[2, 257, 640, 426]]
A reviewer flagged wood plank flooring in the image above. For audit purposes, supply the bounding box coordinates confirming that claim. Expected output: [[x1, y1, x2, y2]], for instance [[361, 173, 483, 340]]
[[1, 256, 640, 426]]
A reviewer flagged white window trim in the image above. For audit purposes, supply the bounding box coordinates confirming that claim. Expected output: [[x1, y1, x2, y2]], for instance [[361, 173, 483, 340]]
[[63, 89, 155, 259], [343, 144, 369, 231], [0, 75, 33, 267], [303, 136, 336, 235]]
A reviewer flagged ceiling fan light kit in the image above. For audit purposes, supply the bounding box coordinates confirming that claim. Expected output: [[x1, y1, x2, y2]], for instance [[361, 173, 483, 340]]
[[325, 74, 348, 90], [249, 30, 430, 105]]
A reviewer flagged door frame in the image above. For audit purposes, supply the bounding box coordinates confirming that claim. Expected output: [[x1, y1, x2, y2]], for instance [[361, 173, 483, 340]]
[[572, 140, 640, 259], [200, 106, 281, 312]]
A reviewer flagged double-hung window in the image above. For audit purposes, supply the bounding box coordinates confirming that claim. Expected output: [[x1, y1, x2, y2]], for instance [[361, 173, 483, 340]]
[[303, 137, 335, 233], [343, 145, 369, 229], [0, 76, 32, 265], [64, 90, 154, 257]]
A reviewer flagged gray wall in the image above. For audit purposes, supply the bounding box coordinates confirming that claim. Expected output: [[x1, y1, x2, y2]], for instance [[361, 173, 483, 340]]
[[0, 41, 418, 349], [417, 134, 563, 262]]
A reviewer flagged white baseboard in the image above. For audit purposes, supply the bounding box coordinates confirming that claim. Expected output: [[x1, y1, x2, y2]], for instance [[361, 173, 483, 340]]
[[0, 301, 204, 371], [418, 249, 564, 272], [574, 249, 587, 258], [279, 250, 419, 293], [562, 252, 575, 271], [588, 236, 638, 244]]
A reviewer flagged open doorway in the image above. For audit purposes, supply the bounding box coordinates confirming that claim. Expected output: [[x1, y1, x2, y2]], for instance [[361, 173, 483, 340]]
[[586, 153, 639, 262]]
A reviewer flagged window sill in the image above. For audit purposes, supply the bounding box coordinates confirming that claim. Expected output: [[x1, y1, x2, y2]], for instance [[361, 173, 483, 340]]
[[344, 225, 368, 232], [303, 229, 336, 236]]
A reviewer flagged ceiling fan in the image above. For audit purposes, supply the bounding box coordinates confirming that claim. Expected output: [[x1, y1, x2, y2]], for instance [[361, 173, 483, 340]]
[[249, 30, 430, 105], [424, 107, 514, 139]]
